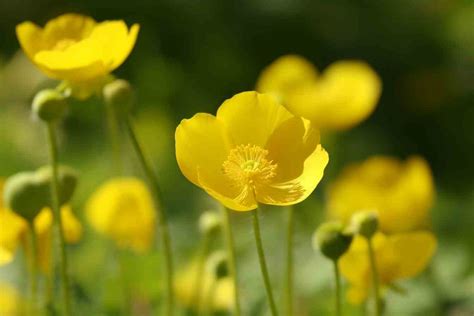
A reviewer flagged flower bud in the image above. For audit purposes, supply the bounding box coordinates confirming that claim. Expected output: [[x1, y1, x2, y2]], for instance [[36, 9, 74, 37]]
[[3, 172, 49, 222], [313, 222, 353, 261], [206, 251, 229, 280], [198, 211, 221, 235], [32, 89, 67, 122], [350, 211, 379, 239], [103, 79, 134, 115], [36, 165, 78, 206]]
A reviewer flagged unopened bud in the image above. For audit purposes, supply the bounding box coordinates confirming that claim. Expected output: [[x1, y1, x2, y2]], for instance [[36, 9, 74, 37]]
[[103, 79, 134, 115], [206, 251, 229, 280], [350, 211, 379, 239], [199, 211, 221, 235], [313, 221, 353, 261], [36, 165, 78, 206], [32, 89, 67, 122]]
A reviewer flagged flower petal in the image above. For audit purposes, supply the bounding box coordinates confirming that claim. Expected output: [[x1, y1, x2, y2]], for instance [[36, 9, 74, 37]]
[[389, 231, 436, 279], [175, 113, 249, 209], [256, 55, 318, 102], [16, 22, 44, 62], [217, 91, 293, 147]]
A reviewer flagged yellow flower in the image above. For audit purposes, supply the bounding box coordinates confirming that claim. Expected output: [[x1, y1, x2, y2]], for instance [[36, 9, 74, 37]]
[[339, 231, 437, 304], [0, 283, 21, 316], [175, 91, 329, 211], [86, 178, 156, 252], [34, 206, 83, 273], [174, 260, 235, 312], [16, 13, 139, 93], [256, 55, 381, 130], [0, 209, 27, 266], [327, 156, 435, 233]]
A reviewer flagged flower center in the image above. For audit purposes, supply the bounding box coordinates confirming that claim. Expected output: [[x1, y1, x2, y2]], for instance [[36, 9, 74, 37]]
[[52, 38, 78, 51], [222, 144, 277, 199]]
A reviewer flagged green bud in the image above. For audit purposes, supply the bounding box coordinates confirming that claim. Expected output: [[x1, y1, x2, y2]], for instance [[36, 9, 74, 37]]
[[32, 89, 67, 122], [3, 166, 78, 222], [350, 211, 379, 239], [3, 171, 50, 222], [36, 165, 78, 206], [206, 251, 229, 280], [198, 211, 221, 235], [313, 222, 353, 261], [103, 79, 134, 115]]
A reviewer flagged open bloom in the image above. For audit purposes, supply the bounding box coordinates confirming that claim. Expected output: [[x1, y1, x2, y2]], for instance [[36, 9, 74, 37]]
[[86, 177, 156, 252], [174, 259, 235, 312], [327, 156, 435, 233], [175, 91, 329, 211], [340, 231, 437, 304], [256, 55, 381, 130], [16, 13, 139, 97]]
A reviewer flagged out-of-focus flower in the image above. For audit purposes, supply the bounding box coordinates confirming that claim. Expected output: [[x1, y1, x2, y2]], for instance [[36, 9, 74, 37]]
[[257, 55, 381, 130], [327, 156, 435, 233], [86, 178, 156, 252], [0, 283, 21, 316], [0, 208, 27, 266], [16, 13, 139, 99], [339, 231, 437, 304], [174, 259, 235, 312], [34, 206, 83, 273], [175, 91, 329, 211]]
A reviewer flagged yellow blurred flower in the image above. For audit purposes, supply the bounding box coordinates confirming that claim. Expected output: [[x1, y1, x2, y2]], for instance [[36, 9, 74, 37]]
[[0, 283, 21, 316], [339, 231, 437, 304], [86, 178, 156, 252], [34, 206, 83, 273], [327, 156, 435, 233], [256, 55, 381, 130], [174, 260, 235, 312], [1, 177, 81, 271], [175, 91, 329, 211], [16, 13, 139, 97]]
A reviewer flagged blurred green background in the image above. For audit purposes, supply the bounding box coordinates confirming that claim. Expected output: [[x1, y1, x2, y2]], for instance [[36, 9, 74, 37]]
[[0, 0, 473, 315]]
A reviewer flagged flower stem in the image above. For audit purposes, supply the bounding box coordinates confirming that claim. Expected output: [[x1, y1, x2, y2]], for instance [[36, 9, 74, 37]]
[[193, 232, 211, 311], [284, 206, 294, 316], [27, 224, 38, 314], [124, 117, 174, 316], [333, 260, 342, 316], [104, 101, 123, 174], [220, 206, 241, 316], [46, 122, 71, 316], [251, 208, 278, 316], [367, 237, 382, 316]]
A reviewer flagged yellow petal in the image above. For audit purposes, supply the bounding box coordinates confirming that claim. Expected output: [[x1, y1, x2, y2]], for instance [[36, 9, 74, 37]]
[[16, 22, 45, 63], [0, 209, 28, 266], [287, 60, 381, 130], [256, 55, 318, 101], [0, 283, 21, 315], [217, 91, 293, 147], [175, 113, 252, 210], [389, 231, 437, 279], [61, 206, 83, 243]]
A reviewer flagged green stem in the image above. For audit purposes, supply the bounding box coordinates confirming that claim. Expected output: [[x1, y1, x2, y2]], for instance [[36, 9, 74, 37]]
[[124, 117, 174, 316], [116, 249, 131, 315], [219, 206, 241, 316], [193, 232, 211, 311], [367, 237, 382, 316], [27, 224, 38, 315], [333, 260, 341, 316], [251, 208, 278, 316], [284, 206, 294, 316], [104, 100, 123, 174], [46, 122, 72, 316]]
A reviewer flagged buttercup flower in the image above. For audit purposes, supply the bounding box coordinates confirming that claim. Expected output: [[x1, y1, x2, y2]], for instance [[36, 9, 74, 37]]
[[16, 13, 139, 98], [175, 91, 329, 211], [257, 55, 381, 130], [86, 177, 156, 252], [0, 208, 27, 266], [339, 231, 437, 304], [34, 206, 83, 273], [327, 156, 435, 233], [174, 259, 235, 312]]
